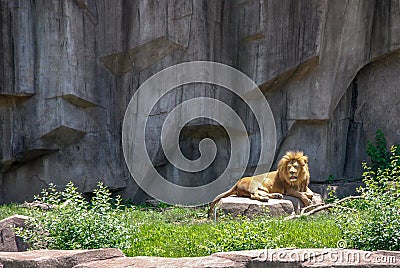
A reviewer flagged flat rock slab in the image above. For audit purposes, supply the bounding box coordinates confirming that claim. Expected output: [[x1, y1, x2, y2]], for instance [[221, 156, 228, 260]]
[[74, 255, 242, 268], [0, 215, 31, 252], [0, 248, 124, 268], [216, 196, 294, 217], [1, 248, 399, 267], [215, 194, 323, 217]]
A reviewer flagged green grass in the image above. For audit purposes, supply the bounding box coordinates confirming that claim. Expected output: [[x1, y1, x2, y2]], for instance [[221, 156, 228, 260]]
[[262, 215, 340, 248], [0, 204, 29, 220], [2, 203, 341, 258], [122, 206, 340, 257]]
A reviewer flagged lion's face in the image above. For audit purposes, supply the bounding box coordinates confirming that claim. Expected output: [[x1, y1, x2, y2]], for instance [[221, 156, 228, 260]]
[[277, 151, 310, 187], [286, 159, 301, 182]]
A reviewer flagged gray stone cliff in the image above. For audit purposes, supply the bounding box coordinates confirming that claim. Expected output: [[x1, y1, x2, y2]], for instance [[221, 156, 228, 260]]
[[1, 0, 399, 203]]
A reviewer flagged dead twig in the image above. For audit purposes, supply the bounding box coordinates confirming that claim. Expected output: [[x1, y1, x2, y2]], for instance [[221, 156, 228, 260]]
[[285, 195, 363, 220], [300, 203, 325, 214], [334, 195, 364, 204]]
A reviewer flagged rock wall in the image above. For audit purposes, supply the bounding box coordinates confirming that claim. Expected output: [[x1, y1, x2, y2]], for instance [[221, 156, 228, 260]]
[[1, 0, 400, 203]]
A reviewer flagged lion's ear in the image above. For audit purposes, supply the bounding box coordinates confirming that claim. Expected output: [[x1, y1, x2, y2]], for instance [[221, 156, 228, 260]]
[[302, 155, 308, 165]]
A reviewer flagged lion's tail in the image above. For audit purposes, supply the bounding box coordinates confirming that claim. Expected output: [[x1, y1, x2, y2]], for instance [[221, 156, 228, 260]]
[[207, 186, 237, 218]]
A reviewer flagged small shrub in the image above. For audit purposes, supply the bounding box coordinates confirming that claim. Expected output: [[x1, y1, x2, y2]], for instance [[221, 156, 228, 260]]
[[326, 174, 335, 184], [16, 182, 132, 251], [325, 186, 338, 204], [366, 129, 399, 172], [337, 145, 400, 251]]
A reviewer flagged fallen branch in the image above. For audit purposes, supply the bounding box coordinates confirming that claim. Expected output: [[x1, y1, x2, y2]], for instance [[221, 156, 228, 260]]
[[334, 195, 364, 204], [300, 203, 325, 214], [285, 195, 363, 220]]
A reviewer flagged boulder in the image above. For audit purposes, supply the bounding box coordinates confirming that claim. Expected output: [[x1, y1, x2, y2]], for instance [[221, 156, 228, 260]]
[[0, 215, 30, 252], [21, 201, 55, 210], [215, 196, 294, 218], [215, 194, 323, 217]]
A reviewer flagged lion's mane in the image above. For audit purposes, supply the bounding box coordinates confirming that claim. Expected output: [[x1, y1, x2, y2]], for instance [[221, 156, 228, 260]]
[[277, 151, 310, 192]]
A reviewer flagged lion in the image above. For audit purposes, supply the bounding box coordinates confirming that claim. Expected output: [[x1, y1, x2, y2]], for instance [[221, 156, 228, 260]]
[[208, 151, 314, 217]]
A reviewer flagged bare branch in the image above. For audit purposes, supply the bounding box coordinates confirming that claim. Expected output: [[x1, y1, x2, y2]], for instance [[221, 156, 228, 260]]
[[300, 203, 325, 214], [334, 195, 364, 204], [285, 195, 363, 220]]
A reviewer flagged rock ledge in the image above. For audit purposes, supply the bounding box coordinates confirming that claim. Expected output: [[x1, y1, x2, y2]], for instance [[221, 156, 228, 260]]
[[1, 248, 399, 267], [215, 194, 323, 217]]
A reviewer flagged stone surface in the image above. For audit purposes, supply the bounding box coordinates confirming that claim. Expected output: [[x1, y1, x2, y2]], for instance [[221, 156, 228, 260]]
[[284, 194, 324, 214], [74, 256, 243, 268], [1, 1, 400, 203], [0, 215, 30, 252], [310, 181, 365, 200], [21, 201, 55, 210], [216, 194, 323, 217], [0, 248, 124, 268], [0, 248, 399, 267], [216, 196, 294, 217]]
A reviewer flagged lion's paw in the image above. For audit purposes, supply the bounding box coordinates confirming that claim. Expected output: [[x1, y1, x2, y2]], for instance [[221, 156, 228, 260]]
[[271, 193, 283, 199], [305, 193, 314, 199], [304, 198, 312, 206]]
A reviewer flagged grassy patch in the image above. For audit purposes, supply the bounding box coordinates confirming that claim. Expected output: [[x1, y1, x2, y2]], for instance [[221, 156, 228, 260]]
[[3, 201, 341, 258], [0, 204, 29, 220], [123, 207, 340, 257]]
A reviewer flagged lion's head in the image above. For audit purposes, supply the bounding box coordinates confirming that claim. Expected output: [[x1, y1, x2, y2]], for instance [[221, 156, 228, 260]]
[[277, 151, 310, 189]]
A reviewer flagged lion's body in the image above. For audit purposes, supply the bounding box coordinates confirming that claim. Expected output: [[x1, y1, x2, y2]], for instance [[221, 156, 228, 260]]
[[208, 151, 314, 217]]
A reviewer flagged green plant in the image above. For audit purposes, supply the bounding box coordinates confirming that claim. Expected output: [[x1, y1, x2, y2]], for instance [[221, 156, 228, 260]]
[[325, 186, 338, 204], [326, 174, 335, 184], [366, 129, 391, 172], [16, 182, 132, 251], [336, 145, 400, 251]]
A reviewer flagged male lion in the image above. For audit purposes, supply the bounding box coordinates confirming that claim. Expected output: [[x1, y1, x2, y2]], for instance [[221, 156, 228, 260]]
[[208, 151, 314, 217]]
